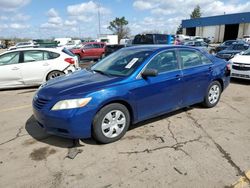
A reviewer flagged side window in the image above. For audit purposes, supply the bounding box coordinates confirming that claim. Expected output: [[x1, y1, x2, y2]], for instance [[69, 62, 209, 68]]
[[146, 51, 179, 73], [83, 44, 93, 49], [179, 50, 211, 69], [23, 51, 44, 62], [93, 44, 101, 48], [44, 51, 60, 60], [0, 52, 20, 66]]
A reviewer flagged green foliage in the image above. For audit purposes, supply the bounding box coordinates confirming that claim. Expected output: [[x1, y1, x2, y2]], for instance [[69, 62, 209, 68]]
[[176, 24, 183, 34], [108, 17, 130, 43], [190, 5, 202, 19]]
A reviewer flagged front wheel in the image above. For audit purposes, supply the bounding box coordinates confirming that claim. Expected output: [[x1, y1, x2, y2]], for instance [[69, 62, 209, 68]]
[[46, 70, 65, 81], [203, 81, 222, 108], [92, 103, 130, 144]]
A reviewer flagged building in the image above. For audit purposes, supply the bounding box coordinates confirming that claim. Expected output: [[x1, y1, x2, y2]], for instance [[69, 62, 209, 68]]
[[182, 12, 250, 43]]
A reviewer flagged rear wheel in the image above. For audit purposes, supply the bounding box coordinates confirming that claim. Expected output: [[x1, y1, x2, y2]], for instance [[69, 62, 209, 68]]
[[46, 70, 65, 81], [203, 81, 222, 108], [92, 103, 130, 144]]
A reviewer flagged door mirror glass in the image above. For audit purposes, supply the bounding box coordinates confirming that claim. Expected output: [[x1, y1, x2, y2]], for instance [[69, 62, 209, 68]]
[[142, 69, 158, 78]]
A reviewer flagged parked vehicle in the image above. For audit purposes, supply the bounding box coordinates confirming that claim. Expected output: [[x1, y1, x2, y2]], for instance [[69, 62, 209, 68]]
[[54, 38, 72, 47], [229, 48, 250, 80], [104, 44, 125, 56], [243, 35, 250, 44], [132, 34, 173, 45], [33, 45, 230, 143], [70, 42, 106, 60], [216, 43, 249, 60], [64, 40, 82, 49], [176, 34, 190, 42], [215, 40, 238, 53], [183, 41, 210, 52], [0, 48, 79, 89], [8, 41, 38, 51]]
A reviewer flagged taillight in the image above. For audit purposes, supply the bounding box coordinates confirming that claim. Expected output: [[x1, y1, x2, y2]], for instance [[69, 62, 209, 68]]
[[64, 58, 75, 65], [226, 63, 231, 71]]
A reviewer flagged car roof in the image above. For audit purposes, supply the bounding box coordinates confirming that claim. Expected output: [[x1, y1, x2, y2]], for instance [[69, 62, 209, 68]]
[[0, 47, 63, 55], [124, 45, 201, 52]]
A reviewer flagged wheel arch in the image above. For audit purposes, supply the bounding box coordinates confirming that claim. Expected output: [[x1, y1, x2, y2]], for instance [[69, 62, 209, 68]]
[[213, 78, 224, 91], [45, 69, 65, 81]]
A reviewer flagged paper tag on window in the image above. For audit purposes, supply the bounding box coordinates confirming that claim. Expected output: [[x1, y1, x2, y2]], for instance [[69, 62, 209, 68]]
[[125, 58, 139, 69]]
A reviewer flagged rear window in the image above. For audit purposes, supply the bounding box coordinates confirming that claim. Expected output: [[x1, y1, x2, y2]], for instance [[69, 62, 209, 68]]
[[62, 48, 75, 57], [133, 34, 154, 44]]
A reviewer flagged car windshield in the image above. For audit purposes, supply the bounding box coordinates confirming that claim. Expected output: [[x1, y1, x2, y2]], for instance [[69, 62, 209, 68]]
[[242, 48, 250, 55], [91, 48, 154, 77]]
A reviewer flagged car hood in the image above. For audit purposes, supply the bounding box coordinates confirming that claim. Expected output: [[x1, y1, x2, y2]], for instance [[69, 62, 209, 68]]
[[37, 69, 124, 100], [230, 54, 250, 64]]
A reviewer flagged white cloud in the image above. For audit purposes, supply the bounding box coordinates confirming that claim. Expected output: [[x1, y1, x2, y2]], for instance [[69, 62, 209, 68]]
[[67, 0, 111, 23], [0, 0, 31, 11], [132, 0, 250, 34], [132, 1, 155, 10], [9, 23, 29, 29], [47, 8, 59, 17], [11, 13, 30, 21], [0, 16, 8, 20], [65, 20, 77, 26]]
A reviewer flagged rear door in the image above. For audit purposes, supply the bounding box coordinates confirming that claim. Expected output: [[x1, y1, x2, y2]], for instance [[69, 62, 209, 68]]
[[92, 43, 103, 58], [0, 52, 23, 88], [19, 50, 52, 85], [82, 44, 95, 59], [178, 49, 213, 106]]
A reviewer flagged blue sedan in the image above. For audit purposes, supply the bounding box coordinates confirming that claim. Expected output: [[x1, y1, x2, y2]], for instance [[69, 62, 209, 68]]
[[33, 45, 230, 143]]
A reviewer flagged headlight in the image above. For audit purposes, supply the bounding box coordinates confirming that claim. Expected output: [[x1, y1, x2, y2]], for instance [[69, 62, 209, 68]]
[[51, 97, 92, 111]]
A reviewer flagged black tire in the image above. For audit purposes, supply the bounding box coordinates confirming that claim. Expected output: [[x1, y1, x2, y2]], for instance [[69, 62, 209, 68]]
[[209, 49, 216, 55], [46, 70, 65, 81], [203, 81, 222, 108], [92, 103, 130, 144]]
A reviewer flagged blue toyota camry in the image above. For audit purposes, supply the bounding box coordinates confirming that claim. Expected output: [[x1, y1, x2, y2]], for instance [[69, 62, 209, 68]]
[[33, 45, 230, 143]]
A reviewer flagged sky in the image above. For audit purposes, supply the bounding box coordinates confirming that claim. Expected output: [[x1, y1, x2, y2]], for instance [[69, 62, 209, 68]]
[[0, 0, 250, 39]]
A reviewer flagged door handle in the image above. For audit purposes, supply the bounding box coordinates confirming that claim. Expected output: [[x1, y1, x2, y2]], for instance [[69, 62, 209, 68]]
[[43, 63, 49, 66], [12, 67, 19, 70]]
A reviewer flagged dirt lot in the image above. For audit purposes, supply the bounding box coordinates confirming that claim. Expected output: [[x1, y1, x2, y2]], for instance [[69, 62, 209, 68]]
[[0, 78, 250, 188]]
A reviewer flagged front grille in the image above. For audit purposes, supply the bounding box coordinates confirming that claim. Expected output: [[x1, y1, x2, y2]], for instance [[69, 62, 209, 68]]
[[232, 73, 250, 79], [232, 63, 250, 71], [33, 97, 50, 110]]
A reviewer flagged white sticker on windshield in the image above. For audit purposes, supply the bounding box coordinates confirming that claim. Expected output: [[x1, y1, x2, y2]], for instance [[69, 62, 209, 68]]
[[125, 58, 139, 69]]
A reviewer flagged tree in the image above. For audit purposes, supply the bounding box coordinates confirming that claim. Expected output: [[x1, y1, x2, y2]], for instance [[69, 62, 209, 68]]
[[176, 24, 183, 34], [190, 5, 202, 19], [108, 17, 130, 43]]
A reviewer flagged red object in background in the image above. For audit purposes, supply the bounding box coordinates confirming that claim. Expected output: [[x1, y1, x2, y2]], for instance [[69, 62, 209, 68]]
[[70, 42, 106, 60]]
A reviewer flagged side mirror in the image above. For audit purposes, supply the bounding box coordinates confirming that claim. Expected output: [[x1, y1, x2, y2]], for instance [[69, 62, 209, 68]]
[[141, 69, 158, 78]]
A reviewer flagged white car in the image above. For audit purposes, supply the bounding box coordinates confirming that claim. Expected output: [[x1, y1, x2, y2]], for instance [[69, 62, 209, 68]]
[[229, 49, 250, 80], [0, 48, 79, 89]]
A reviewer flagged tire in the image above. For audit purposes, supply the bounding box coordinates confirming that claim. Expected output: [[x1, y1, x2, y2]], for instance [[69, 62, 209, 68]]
[[209, 49, 216, 55], [203, 81, 222, 108], [46, 70, 65, 81], [92, 103, 130, 144]]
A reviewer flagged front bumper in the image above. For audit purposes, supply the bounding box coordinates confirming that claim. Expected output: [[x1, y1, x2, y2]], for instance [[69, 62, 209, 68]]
[[231, 64, 250, 80], [33, 99, 97, 139]]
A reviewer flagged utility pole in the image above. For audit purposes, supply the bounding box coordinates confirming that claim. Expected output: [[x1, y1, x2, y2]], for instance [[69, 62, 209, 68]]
[[97, 2, 101, 36]]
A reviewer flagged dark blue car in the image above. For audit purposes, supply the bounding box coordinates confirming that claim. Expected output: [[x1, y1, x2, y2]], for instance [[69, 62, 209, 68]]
[[33, 45, 230, 143]]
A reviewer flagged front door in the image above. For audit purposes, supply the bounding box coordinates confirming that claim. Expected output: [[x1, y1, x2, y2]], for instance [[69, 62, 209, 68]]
[[131, 50, 184, 121]]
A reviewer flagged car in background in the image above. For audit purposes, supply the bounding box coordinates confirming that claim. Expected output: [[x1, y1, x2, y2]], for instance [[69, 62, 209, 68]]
[[229, 48, 250, 80], [64, 40, 82, 49], [132, 34, 174, 44], [0, 48, 79, 89], [216, 43, 249, 60], [8, 41, 38, 51], [215, 40, 239, 53], [33, 45, 230, 144], [104, 44, 125, 57], [183, 41, 210, 51], [70, 42, 106, 60], [243, 35, 250, 44]]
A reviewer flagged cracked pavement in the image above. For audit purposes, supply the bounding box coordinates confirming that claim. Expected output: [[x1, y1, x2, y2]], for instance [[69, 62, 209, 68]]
[[0, 79, 250, 188]]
